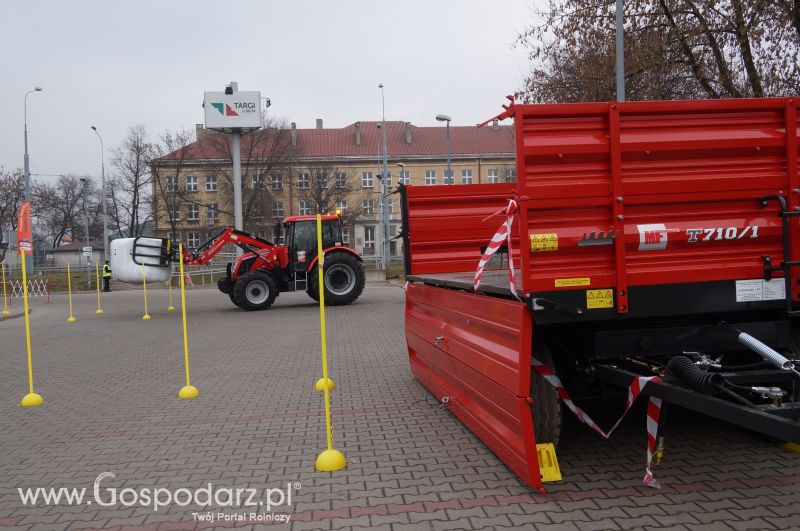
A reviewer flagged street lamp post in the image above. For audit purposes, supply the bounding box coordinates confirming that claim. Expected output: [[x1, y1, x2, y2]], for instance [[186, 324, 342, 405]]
[[436, 114, 452, 183], [79, 178, 91, 289], [23, 86, 42, 274], [378, 84, 390, 271], [91, 126, 109, 262]]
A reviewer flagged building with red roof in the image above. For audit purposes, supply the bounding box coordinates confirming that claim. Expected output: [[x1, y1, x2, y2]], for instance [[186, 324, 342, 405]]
[[152, 118, 515, 259]]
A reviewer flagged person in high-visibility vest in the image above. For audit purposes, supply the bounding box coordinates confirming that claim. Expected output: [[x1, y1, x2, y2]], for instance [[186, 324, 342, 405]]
[[102, 260, 112, 292]]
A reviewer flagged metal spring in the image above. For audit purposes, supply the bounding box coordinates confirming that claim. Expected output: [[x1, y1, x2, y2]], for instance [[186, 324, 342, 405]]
[[737, 332, 793, 370]]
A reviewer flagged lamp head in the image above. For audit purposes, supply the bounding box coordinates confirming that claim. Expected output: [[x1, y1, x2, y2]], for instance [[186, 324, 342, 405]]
[[34, 86, 42, 92], [436, 114, 451, 122], [91, 126, 97, 131]]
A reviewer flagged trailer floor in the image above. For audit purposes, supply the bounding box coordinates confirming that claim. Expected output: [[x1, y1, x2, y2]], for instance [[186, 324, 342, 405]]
[[408, 268, 521, 299], [0, 285, 798, 530]]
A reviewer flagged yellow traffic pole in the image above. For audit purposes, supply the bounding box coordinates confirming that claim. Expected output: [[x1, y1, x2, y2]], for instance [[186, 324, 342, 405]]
[[314, 214, 346, 472], [95, 263, 104, 315], [167, 276, 176, 312], [19, 251, 43, 407], [177, 244, 198, 399], [1, 261, 9, 315], [66, 261, 76, 323], [141, 263, 151, 320]]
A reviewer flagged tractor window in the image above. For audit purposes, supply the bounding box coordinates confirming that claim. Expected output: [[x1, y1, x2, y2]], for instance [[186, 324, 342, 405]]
[[323, 222, 342, 244]]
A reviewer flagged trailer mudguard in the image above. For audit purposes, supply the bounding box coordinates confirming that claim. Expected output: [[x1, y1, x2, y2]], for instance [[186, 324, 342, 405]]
[[405, 282, 542, 488]]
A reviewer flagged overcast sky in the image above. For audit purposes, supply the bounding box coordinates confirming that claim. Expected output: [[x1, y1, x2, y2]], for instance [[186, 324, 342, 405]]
[[0, 0, 538, 181]]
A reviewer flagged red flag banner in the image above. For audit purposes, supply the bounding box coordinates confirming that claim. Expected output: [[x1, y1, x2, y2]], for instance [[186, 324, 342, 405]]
[[17, 201, 32, 254]]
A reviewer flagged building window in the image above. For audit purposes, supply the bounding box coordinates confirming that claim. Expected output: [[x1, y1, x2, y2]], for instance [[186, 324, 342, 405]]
[[363, 226, 375, 253], [252, 174, 265, 189], [252, 203, 264, 218], [206, 203, 218, 225], [187, 204, 199, 221], [206, 175, 217, 192], [383, 200, 393, 213], [168, 205, 180, 221], [443, 170, 455, 185], [316, 173, 328, 189], [297, 173, 310, 188], [334, 173, 346, 188], [186, 175, 198, 192], [362, 199, 374, 214], [272, 201, 284, 218], [381, 172, 392, 188], [342, 229, 350, 245], [505, 168, 517, 182], [271, 174, 283, 190], [362, 172, 374, 188], [187, 232, 200, 248], [299, 201, 311, 215], [487, 169, 499, 184], [461, 169, 473, 184], [166, 175, 178, 192], [399, 170, 410, 185], [336, 200, 347, 213], [425, 170, 436, 185]]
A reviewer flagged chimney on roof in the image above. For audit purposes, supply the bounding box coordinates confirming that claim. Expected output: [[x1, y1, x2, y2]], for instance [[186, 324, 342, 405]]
[[404, 122, 412, 144], [316, 118, 323, 129], [355, 122, 362, 146], [492, 119, 499, 130], [291, 122, 297, 146], [195, 123, 206, 140]]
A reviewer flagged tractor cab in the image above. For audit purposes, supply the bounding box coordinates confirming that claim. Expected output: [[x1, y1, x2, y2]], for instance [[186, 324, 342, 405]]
[[283, 215, 344, 271]]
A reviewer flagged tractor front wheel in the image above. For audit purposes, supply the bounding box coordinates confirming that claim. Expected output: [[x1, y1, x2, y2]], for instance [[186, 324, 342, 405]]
[[233, 271, 278, 311], [307, 252, 366, 306], [218, 277, 233, 294]]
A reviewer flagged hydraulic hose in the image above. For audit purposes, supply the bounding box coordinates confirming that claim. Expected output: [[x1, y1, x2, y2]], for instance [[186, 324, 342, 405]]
[[666, 356, 726, 395]]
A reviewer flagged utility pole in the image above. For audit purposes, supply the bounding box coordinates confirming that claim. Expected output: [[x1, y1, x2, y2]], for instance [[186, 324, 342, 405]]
[[379, 83, 390, 272], [616, 0, 625, 101], [229, 82, 244, 257], [91, 127, 109, 262], [79, 178, 92, 289], [23, 86, 42, 275]]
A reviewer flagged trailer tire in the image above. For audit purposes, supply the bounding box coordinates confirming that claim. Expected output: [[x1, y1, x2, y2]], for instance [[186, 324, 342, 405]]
[[531, 344, 563, 446], [307, 252, 365, 306], [233, 271, 278, 311]]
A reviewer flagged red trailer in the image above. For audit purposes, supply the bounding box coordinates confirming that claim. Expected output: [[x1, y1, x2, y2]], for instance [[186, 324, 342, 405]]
[[400, 97, 800, 491]]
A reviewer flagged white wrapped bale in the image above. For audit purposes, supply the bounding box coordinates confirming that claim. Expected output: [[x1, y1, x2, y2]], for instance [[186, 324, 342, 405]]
[[110, 237, 173, 284]]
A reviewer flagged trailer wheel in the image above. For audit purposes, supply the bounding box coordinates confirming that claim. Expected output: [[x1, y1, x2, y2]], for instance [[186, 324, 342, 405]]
[[531, 344, 563, 446], [307, 252, 365, 306], [233, 271, 278, 311]]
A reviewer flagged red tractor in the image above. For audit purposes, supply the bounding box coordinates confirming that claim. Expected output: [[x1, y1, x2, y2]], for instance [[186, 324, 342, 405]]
[[182, 215, 365, 310]]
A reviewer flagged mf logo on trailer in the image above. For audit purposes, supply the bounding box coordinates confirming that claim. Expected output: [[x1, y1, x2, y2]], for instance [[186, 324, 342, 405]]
[[637, 223, 673, 251]]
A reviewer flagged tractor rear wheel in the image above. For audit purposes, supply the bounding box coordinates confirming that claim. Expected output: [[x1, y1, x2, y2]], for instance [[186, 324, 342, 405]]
[[233, 271, 278, 311], [530, 342, 563, 446], [307, 252, 366, 306]]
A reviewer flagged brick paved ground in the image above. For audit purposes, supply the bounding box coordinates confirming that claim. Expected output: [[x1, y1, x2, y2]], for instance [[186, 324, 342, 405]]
[[1, 284, 799, 531]]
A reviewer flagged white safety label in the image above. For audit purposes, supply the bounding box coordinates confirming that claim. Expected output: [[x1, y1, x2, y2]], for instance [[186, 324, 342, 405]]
[[735, 279, 786, 302]]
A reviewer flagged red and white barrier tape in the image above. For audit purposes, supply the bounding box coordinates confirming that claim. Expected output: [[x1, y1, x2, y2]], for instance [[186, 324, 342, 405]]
[[474, 198, 520, 300], [532, 357, 662, 488]]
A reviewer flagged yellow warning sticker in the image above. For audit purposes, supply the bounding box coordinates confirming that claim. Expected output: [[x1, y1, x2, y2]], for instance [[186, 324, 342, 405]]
[[530, 233, 558, 252], [554, 277, 590, 288], [586, 288, 614, 309]]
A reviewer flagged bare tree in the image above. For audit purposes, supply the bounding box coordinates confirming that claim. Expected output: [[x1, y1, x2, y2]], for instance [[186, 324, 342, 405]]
[[109, 124, 155, 237], [0, 167, 24, 233], [33, 175, 98, 248], [517, 1, 800, 103], [195, 117, 297, 232], [151, 128, 195, 240], [294, 165, 363, 240]]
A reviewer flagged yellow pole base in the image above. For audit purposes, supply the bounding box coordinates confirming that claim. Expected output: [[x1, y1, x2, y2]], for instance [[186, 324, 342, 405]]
[[315, 449, 347, 472], [314, 377, 335, 391], [2, 309, 9, 315], [784, 442, 800, 454], [20, 392, 44, 407], [67, 316, 76, 323], [96, 309, 104, 315], [167, 306, 176, 312], [142, 314, 151, 321], [179, 385, 199, 399]]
